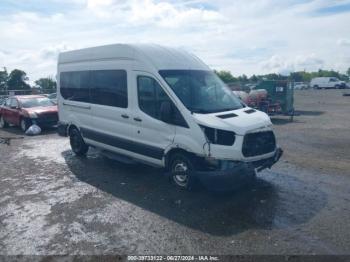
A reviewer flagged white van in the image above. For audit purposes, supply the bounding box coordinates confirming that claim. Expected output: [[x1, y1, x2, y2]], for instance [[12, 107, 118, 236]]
[[57, 44, 282, 190], [310, 77, 346, 89]]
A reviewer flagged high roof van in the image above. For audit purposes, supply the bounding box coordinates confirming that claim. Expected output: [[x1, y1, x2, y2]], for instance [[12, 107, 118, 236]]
[[57, 44, 282, 191]]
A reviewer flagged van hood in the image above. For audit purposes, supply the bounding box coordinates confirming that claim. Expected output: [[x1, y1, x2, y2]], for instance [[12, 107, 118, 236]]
[[192, 107, 272, 135]]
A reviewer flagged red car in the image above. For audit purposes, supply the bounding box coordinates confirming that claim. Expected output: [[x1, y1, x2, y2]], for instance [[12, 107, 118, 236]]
[[0, 95, 58, 132]]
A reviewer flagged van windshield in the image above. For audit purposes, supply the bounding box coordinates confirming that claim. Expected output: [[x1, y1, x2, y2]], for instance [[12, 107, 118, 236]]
[[159, 70, 243, 114]]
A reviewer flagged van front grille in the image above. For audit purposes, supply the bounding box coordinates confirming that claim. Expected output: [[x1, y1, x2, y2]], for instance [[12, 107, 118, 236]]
[[242, 131, 276, 157]]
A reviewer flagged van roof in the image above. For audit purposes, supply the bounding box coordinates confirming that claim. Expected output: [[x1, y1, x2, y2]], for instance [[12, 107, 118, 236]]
[[58, 44, 210, 71]]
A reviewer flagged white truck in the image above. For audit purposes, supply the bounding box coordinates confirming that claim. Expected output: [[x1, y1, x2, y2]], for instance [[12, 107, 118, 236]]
[[310, 77, 346, 89]]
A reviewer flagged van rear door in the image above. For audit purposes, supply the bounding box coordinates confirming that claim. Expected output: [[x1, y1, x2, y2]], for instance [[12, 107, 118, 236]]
[[59, 70, 92, 134]]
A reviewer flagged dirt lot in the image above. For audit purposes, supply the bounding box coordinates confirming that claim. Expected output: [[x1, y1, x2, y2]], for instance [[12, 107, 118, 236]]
[[275, 89, 350, 175], [0, 89, 349, 255]]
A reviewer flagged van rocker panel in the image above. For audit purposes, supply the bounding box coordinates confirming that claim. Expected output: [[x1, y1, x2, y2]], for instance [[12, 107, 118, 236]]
[[80, 127, 164, 160]]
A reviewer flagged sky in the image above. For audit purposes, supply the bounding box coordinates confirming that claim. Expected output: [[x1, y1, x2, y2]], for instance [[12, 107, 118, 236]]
[[0, 0, 350, 84]]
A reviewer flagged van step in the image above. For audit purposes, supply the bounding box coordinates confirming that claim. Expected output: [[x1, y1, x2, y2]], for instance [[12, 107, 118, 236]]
[[101, 150, 136, 164]]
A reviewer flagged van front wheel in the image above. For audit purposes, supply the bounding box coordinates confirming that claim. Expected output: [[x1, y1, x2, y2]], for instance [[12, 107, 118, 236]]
[[69, 128, 89, 156], [169, 153, 197, 190]]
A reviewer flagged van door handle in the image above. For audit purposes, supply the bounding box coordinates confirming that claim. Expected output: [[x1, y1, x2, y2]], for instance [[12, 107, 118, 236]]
[[133, 117, 142, 122], [121, 114, 129, 119]]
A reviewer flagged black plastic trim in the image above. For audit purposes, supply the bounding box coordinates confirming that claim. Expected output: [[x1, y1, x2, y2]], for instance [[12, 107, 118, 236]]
[[57, 121, 68, 137], [244, 109, 256, 114], [80, 127, 164, 160], [216, 113, 238, 119], [242, 131, 276, 157]]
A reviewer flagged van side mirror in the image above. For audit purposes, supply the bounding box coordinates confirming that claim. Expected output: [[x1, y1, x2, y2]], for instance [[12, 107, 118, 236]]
[[160, 101, 173, 123]]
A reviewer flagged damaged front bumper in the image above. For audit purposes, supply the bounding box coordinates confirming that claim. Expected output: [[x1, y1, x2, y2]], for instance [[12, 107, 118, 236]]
[[195, 147, 283, 191]]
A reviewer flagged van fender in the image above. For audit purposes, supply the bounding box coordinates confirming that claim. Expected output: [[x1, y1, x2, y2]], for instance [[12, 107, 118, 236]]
[[163, 134, 208, 166], [65, 114, 84, 136], [169, 134, 206, 155]]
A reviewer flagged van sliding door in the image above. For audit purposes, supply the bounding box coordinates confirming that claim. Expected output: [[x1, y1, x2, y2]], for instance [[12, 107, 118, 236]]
[[87, 67, 137, 158]]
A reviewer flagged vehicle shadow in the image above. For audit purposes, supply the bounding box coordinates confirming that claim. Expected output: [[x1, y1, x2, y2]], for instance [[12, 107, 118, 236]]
[[62, 149, 327, 236], [296, 110, 325, 116], [271, 118, 304, 125]]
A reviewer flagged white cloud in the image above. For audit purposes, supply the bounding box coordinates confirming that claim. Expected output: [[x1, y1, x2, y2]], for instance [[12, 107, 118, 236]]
[[0, 0, 350, 83], [87, 0, 114, 9], [84, 0, 225, 27], [337, 38, 350, 46], [261, 54, 325, 75]]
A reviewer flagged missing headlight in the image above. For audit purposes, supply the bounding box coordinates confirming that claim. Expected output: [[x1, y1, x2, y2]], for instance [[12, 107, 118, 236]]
[[199, 125, 236, 146]]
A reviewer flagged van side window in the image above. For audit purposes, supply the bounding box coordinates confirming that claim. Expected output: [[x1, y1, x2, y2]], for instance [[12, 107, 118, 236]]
[[137, 76, 171, 120], [90, 70, 127, 108], [60, 71, 90, 102], [137, 76, 188, 127]]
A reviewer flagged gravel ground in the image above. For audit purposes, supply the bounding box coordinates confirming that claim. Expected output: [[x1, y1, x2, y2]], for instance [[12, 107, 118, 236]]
[[274, 89, 350, 175], [0, 89, 349, 255]]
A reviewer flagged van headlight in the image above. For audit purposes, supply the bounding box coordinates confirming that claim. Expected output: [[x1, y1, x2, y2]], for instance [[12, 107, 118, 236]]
[[29, 112, 38, 118], [199, 125, 236, 146]]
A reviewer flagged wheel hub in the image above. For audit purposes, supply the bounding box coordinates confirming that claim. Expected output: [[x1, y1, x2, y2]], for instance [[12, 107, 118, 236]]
[[173, 162, 189, 185]]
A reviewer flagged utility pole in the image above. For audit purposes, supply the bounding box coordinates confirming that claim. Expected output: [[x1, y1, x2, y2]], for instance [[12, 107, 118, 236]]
[[4, 67, 8, 96]]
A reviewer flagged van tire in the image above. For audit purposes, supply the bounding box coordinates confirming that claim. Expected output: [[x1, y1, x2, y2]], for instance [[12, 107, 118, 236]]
[[0, 116, 8, 128], [69, 128, 89, 156], [169, 153, 197, 190]]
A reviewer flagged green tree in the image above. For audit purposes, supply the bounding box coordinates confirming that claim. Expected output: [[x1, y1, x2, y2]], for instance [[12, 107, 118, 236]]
[[214, 70, 237, 83], [263, 73, 287, 81], [290, 72, 304, 82], [347, 68, 350, 77], [0, 67, 8, 92], [237, 74, 248, 83], [35, 77, 57, 93], [7, 69, 31, 90], [249, 74, 259, 82]]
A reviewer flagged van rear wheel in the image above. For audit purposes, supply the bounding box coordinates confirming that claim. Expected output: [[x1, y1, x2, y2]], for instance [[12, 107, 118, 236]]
[[169, 153, 197, 190], [69, 128, 89, 156]]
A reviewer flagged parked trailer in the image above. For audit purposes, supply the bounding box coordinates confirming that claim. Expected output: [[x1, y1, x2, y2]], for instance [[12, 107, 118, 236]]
[[251, 80, 295, 121]]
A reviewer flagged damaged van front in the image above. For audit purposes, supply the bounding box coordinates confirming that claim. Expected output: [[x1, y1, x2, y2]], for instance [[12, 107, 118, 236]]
[[159, 69, 282, 191]]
